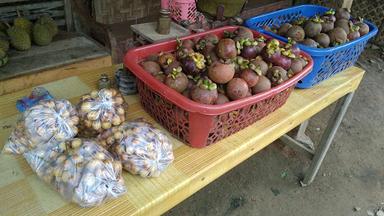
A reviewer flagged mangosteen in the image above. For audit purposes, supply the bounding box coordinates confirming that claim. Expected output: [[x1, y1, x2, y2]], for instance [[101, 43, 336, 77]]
[[297, 57, 308, 68], [205, 51, 219, 65], [182, 39, 194, 50], [292, 17, 308, 27], [315, 33, 331, 48], [278, 23, 293, 36], [335, 19, 350, 34], [158, 53, 176, 69], [285, 38, 301, 57], [304, 16, 323, 38], [356, 18, 369, 36], [164, 67, 189, 93], [215, 93, 230, 105], [329, 27, 348, 46], [289, 58, 304, 76], [146, 54, 159, 62], [141, 61, 161, 75], [286, 25, 306, 42], [163, 60, 181, 75], [208, 61, 235, 84], [190, 79, 218, 105], [267, 66, 288, 86], [237, 38, 259, 59], [322, 9, 336, 22], [234, 26, 254, 41], [226, 78, 249, 100], [261, 39, 281, 63], [347, 24, 361, 41], [335, 8, 351, 20], [153, 72, 166, 82], [181, 52, 206, 76], [216, 38, 237, 60], [250, 57, 268, 76], [301, 38, 319, 48], [251, 75, 271, 94], [204, 34, 219, 44], [240, 68, 260, 87], [321, 19, 335, 33]]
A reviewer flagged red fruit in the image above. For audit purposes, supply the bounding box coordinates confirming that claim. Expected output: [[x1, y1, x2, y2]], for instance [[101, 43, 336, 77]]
[[208, 61, 235, 84], [164, 68, 188, 93], [251, 75, 271, 94], [191, 86, 218, 105], [356, 22, 369, 36], [158, 53, 176, 69], [290, 58, 304, 75], [226, 78, 249, 100], [240, 69, 260, 87], [215, 93, 230, 105], [216, 38, 237, 60], [250, 57, 268, 76], [267, 66, 288, 86], [141, 61, 161, 75]]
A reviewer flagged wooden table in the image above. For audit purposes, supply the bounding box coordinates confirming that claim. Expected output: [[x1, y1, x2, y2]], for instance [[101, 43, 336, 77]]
[[0, 66, 364, 215]]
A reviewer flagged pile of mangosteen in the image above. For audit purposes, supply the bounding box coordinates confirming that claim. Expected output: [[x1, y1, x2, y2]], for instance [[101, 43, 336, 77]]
[[140, 27, 308, 105], [266, 8, 370, 48]]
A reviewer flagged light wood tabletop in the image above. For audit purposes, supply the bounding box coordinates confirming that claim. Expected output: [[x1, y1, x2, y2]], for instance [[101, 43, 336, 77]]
[[0, 66, 364, 216]]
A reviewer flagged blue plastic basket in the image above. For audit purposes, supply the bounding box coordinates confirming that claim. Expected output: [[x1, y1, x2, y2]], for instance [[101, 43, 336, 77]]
[[245, 4, 378, 88]]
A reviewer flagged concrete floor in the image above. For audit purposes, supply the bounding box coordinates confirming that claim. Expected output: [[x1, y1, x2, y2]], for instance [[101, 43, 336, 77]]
[[165, 47, 384, 216]]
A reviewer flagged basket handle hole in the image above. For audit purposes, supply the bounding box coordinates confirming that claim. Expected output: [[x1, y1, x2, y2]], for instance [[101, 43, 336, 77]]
[[298, 80, 303, 84]]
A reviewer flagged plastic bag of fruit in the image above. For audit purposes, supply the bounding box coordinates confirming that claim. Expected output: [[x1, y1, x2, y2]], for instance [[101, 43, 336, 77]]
[[77, 88, 127, 138], [99, 119, 174, 177], [24, 138, 126, 207], [3, 99, 79, 154]]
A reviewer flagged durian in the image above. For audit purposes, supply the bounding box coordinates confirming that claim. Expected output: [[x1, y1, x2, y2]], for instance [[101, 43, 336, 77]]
[[0, 48, 8, 67], [36, 16, 58, 36], [7, 26, 31, 51], [14, 11, 32, 36], [33, 23, 52, 46], [0, 39, 9, 52], [0, 21, 7, 33]]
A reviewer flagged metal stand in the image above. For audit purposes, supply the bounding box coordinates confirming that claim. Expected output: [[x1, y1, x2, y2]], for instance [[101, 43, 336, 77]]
[[280, 92, 355, 186]]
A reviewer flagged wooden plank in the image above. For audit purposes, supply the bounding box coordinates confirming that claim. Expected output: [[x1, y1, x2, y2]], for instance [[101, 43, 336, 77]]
[[63, 0, 73, 31], [0, 66, 364, 215], [342, 0, 354, 10]]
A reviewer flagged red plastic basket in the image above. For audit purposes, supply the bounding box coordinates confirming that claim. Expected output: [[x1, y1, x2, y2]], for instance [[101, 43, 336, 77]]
[[124, 26, 313, 148]]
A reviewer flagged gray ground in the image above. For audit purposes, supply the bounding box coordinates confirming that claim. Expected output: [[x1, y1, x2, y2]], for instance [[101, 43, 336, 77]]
[[165, 46, 384, 216]]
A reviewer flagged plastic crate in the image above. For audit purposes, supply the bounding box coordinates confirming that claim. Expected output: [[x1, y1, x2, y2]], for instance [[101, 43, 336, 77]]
[[124, 26, 313, 148], [245, 4, 378, 88]]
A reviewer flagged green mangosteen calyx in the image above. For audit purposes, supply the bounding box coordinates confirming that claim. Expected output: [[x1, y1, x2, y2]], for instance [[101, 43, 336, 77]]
[[293, 17, 307, 25], [236, 38, 258, 54], [235, 56, 250, 70], [311, 16, 324, 24], [195, 39, 207, 51], [187, 74, 201, 83], [170, 66, 183, 79], [350, 23, 360, 32], [224, 31, 236, 39], [190, 52, 206, 70], [281, 48, 296, 59], [325, 9, 335, 15], [266, 39, 280, 55], [249, 64, 263, 76], [198, 79, 217, 91], [255, 35, 266, 43]]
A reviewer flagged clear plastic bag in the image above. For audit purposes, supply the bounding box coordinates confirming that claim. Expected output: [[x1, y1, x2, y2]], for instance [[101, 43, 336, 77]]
[[101, 119, 174, 177], [77, 89, 127, 137], [24, 138, 126, 207], [3, 99, 79, 154]]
